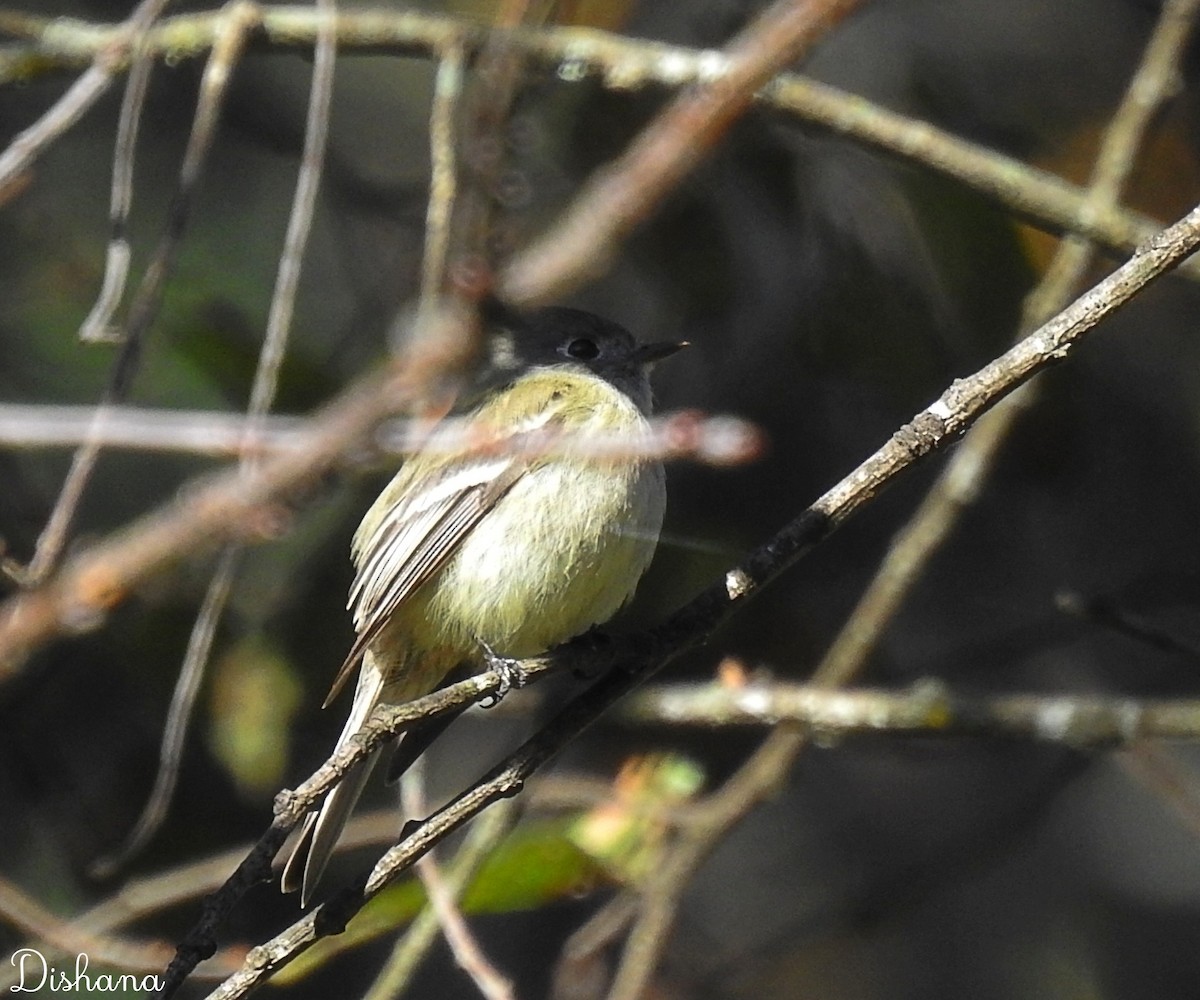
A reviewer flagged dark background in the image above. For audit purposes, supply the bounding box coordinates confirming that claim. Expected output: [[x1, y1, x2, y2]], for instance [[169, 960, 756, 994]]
[[4, 1, 1200, 997]]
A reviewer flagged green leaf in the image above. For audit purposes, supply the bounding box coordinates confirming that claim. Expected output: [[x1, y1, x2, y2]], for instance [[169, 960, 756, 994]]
[[271, 818, 607, 984]]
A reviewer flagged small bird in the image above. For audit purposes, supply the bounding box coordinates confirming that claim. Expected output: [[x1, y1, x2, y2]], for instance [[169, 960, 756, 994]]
[[281, 305, 684, 904]]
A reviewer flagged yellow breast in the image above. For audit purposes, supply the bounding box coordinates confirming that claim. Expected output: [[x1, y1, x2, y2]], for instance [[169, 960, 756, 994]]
[[405, 368, 665, 660]]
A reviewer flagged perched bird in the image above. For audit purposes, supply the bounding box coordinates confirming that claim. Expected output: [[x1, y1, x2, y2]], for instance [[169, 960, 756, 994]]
[[282, 305, 684, 904]]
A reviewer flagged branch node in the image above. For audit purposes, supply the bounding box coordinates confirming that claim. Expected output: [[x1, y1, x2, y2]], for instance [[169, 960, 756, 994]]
[[894, 411, 946, 459]]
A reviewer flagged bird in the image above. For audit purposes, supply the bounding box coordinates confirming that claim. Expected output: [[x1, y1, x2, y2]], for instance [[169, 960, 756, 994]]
[[281, 305, 684, 904]]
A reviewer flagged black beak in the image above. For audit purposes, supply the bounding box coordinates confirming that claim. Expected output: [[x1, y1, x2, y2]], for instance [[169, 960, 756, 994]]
[[633, 340, 689, 365]]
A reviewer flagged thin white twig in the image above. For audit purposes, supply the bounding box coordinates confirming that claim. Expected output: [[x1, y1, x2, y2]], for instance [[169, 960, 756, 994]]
[[78, 0, 171, 343], [362, 788, 520, 1000], [0, 0, 171, 195], [388, 763, 516, 1000], [420, 41, 466, 308], [248, 0, 338, 422], [0, 404, 763, 466]]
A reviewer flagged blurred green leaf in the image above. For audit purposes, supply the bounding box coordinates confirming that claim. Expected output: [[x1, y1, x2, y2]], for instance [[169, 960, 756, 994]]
[[275, 754, 705, 983], [272, 817, 607, 984], [208, 633, 303, 796]]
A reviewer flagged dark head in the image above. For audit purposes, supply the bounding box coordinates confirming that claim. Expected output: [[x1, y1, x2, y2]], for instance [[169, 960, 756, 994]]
[[474, 304, 685, 411]]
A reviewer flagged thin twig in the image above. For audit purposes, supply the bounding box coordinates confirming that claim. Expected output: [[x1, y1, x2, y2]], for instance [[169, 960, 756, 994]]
[[90, 544, 241, 879], [498, 0, 865, 305], [761, 73, 1199, 276], [836, 0, 1196, 744], [410, 830, 515, 1000], [0, 0, 171, 200], [360, 765, 515, 1000], [799, 0, 1200, 790], [624, 680, 1200, 745], [0, 772, 649, 994], [0, 403, 762, 466], [0, 362, 407, 676], [0, 405, 304, 457], [77, 0, 171, 344], [1056, 590, 1200, 664], [0, 784, 609, 995], [419, 40, 466, 308], [439, 0, 539, 301], [20, 1, 261, 585], [0, 871, 244, 980], [6, 7, 1198, 280], [600, 726, 798, 1000], [93, 0, 340, 876], [0, 807, 440, 993], [1118, 744, 1200, 840], [359, 802, 519, 1000], [9, 8, 1198, 279], [552, 894, 638, 1000], [249, 0, 337, 425]]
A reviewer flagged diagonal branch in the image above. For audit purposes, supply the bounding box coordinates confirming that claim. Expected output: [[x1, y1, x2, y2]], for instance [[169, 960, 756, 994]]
[[0, 363, 407, 677], [188, 190, 1200, 1000], [0, 0, 171, 199], [498, 0, 866, 304]]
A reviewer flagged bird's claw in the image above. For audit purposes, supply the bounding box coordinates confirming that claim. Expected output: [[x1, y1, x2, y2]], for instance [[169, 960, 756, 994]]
[[476, 636, 527, 707]]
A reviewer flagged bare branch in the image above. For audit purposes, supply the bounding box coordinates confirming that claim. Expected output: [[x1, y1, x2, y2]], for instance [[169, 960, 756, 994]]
[[0, 808, 439, 993], [4, 3, 1198, 994], [1056, 590, 1200, 664], [812, 0, 1200, 691], [76, 0, 163, 344], [418, 41, 465, 308], [1118, 745, 1200, 841], [0, 0, 171, 199], [4, 7, 1196, 279], [624, 680, 1200, 746], [0, 403, 762, 464], [20, 1, 260, 584], [361, 769, 516, 1000], [0, 363, 408, 677], [0, 871, 244, 980], [551, 894, 638, 1000], [499, 0, 866, 304], [93, 0, 342, 877], [91, 544, 240, 878]]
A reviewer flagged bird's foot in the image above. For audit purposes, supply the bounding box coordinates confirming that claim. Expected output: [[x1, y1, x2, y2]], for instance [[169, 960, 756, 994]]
[[476, 636, 527, 707]]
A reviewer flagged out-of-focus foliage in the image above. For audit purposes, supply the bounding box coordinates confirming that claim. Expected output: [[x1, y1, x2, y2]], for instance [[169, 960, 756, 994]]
[[276, 752, 703, 982], [274, 816, 607, 984], [208, 635, 304, 796]]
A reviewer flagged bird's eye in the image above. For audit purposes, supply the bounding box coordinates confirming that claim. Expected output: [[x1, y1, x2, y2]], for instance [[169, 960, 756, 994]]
[[565, 338, 600, 360]]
